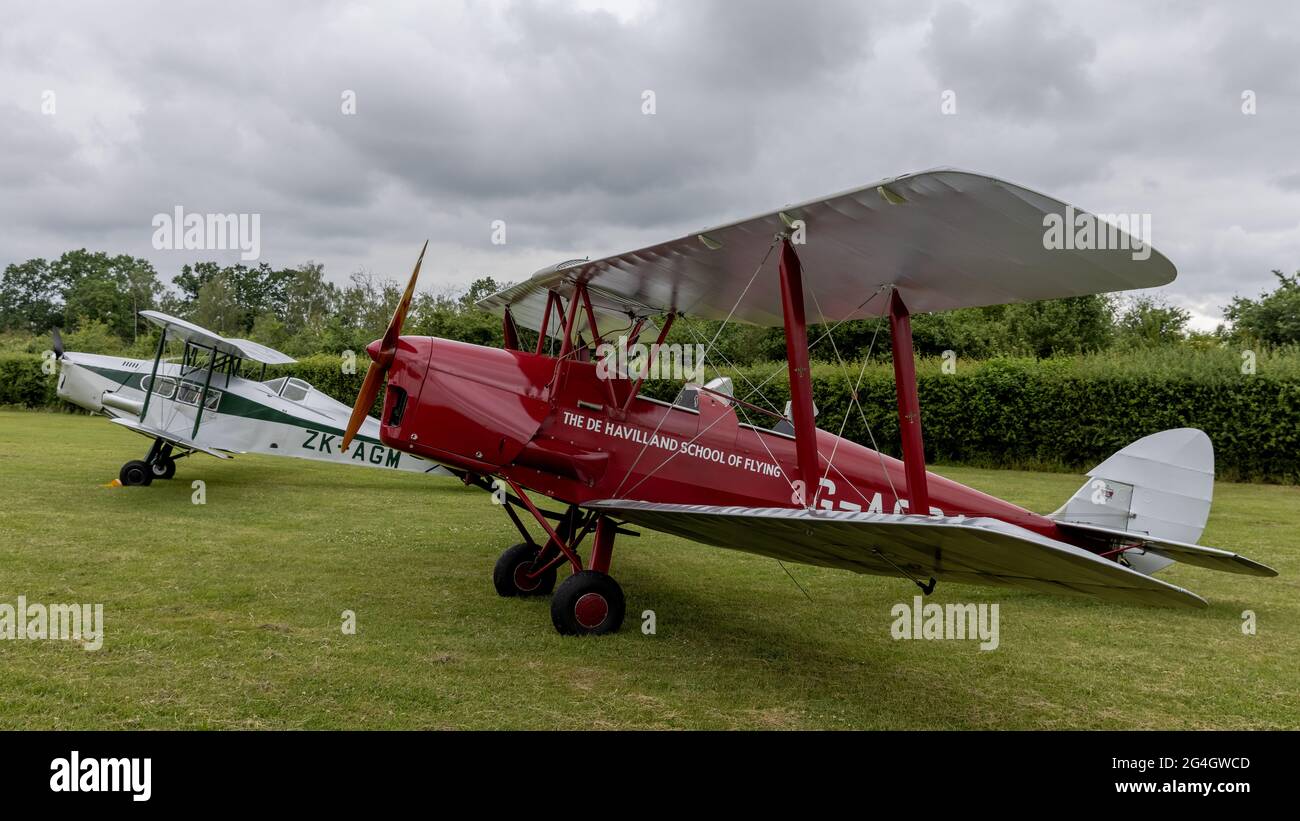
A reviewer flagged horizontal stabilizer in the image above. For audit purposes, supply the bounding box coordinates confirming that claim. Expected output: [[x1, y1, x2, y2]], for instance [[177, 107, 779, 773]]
[[1046, 428, 1273, 579], [1052, 520, 1277, 578], [589, 500, 1207, 608]]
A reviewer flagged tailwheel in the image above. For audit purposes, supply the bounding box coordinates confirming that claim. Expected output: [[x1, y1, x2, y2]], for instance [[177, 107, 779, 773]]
[[150, 456, 177, 480], [493, 543, 557, 597], [119, 460, 153, 487], [551, 570, 625, 636]]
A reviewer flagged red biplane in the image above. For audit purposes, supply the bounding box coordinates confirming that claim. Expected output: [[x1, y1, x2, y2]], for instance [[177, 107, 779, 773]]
[[340, 169, 1275, 635]]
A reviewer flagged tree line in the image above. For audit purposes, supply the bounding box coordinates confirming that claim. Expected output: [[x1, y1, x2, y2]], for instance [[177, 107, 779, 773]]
[[1, 249, 1297, 364]]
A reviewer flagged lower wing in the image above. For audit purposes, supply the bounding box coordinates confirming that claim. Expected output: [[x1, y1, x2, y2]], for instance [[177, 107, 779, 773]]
[[109, 418, 232, 459], [587, 501, 1208, 608]]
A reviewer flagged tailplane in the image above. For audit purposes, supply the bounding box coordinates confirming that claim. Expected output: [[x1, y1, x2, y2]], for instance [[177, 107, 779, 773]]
[[1048, 429, 1273, 577]]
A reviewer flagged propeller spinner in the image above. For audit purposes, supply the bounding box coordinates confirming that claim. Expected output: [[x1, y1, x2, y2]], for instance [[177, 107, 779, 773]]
[[340, 241, 428, 452]]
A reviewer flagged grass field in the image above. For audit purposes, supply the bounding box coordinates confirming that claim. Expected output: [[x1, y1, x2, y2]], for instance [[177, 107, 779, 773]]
[[0, 409, 1296, 729]]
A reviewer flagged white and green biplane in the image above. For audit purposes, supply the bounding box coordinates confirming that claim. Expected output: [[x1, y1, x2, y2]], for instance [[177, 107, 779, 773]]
[[55, 310, 452, 485]]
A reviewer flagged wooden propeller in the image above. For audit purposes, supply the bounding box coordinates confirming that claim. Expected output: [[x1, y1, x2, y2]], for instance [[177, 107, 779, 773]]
[[340, 240, 428, 452]]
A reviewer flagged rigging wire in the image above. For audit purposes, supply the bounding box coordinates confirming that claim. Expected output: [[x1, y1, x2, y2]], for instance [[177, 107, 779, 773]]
[[805, 282, 902, 509], [611, 238, 779, 498]]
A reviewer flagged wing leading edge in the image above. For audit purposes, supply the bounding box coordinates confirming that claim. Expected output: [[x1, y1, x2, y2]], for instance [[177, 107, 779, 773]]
[[588, 500, 1207, 608]]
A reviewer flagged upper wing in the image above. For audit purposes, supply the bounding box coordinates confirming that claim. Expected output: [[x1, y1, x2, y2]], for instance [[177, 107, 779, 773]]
[[139, 311, 296, 365], [1051, 520, 1277, 578], [478, 168, 1176, 332], [588, 500, 1206, 608]]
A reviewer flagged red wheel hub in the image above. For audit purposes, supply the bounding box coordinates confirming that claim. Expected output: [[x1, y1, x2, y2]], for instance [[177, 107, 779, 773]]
[[574, 592, 609, 629], [513, 562, 541, 592]]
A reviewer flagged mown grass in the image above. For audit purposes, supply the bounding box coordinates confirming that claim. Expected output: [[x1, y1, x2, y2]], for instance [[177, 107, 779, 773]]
[[0, 410, 1296, 729]]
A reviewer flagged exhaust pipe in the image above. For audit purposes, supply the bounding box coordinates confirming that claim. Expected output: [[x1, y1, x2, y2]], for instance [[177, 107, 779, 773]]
[[102, 391, 144, 417]]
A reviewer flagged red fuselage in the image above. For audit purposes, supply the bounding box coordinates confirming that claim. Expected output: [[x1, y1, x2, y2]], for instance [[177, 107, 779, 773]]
[[375, 337, 1070, 542]]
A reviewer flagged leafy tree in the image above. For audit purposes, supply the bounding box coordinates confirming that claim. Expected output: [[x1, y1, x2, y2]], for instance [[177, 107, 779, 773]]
[[0, 258, 61, 333], [172, 261, 296, 332], [190, 273, 246, 334], [1115, 296, 1190, 347], [55, 250, 163, 341], [462, 277, 503, 308], [64, 318, 125, 355], [1003, 294, 1115, 357], [172, 261, 222, 313], [249, 312, 289, 350], [281, 262, 336, 335], [0, 251, 161, 339], [1224, 271, 1300, 346]]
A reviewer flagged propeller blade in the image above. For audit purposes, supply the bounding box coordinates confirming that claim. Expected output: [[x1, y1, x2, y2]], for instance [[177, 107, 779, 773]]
[[340, 241, 429, 453], [52, 327, 64, 359], [381, 239, 428, 355], [341, 360, 385, 453]]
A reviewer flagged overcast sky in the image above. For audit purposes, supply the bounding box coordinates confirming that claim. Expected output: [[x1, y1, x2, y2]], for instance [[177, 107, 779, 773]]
[[2, 0, 1297, 329]]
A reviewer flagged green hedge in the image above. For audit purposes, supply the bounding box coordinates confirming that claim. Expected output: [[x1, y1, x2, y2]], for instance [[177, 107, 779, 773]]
[[0, 354, 61, 409], [636, 357, 1300, 483], [6, 353, 1297, 482]]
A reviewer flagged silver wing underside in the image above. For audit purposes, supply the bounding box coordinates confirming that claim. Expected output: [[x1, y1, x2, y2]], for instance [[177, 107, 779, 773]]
[[589, 501, 1207, 608], [140, 310, 296, 365], [109, 417, 232, 459], [479, 168, 1177, 333]]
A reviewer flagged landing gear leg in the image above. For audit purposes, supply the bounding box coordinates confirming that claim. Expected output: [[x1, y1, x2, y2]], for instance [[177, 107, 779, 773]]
[[149, 443, 177, 480], [122, 440, 174, 486], [489, 479, 626, 635], [551, 517, 625, 636], [491, 496, 574, 598]]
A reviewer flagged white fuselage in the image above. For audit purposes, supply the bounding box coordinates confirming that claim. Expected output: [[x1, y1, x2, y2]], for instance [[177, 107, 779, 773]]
[[56, 351, 448, 475]]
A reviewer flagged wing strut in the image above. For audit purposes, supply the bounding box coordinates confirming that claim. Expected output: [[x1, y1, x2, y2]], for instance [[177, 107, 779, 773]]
[[502, 307, 520, 351], [191, 345, 218, 438], [535, 292, 556, 355], [778, 239, 820, 507], [138, 322, 168, 422], [888, 289, 930, 515]]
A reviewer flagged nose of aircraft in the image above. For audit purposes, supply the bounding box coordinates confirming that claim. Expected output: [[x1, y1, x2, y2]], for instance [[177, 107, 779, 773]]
[[54, 355, 103, 412]]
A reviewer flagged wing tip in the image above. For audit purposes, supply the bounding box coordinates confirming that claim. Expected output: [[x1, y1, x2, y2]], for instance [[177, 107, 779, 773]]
[[1237, 557, 1280, 578]]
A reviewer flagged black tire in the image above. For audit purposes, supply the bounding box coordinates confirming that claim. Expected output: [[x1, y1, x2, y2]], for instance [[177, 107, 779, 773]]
[[493, 543, 557, 597], [119, 460, 153, 487], [150, 456, 177, 480], [551, 570, 625, 636]]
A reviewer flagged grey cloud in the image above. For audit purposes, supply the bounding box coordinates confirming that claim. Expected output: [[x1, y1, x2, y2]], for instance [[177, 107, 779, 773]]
[[0, 0, 1297, 330], [924, 1, 1097, 121]]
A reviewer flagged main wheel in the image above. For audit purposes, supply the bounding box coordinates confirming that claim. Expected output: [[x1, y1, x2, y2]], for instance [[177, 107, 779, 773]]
[[551, 570, 625, 636], [119, 460, 153, 487], [493, 543, 557, 597], [150, 456, 177, 480]]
